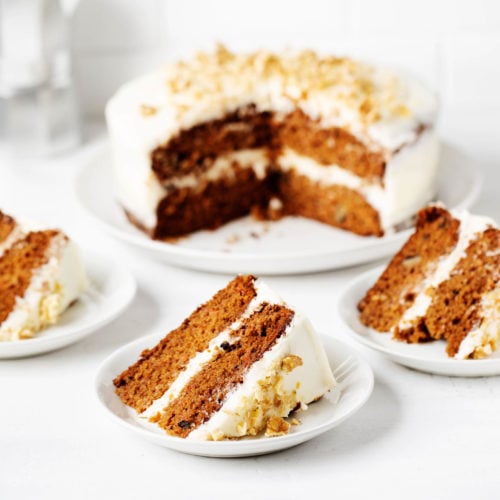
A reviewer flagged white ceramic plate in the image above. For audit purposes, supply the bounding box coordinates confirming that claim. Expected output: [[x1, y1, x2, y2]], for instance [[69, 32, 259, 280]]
[[95, 334, 373, 458], [0, 251, 136, 359], [76, 143, 481, 275], [338, 266, 500, 377]]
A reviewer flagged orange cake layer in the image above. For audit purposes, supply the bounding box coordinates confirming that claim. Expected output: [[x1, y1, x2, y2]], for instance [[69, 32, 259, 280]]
[[278, 171, 383, 236], [113, 274, 335, 440], [358, 205, 500, 359], [0, 230, 59, 324]]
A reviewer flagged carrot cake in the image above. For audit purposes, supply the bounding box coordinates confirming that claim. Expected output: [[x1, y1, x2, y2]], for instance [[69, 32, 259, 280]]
[[0, 210, 88, 341], [358, 204, 500, 359], [113, 274, 335, 440], [106, 45, 439, 239]]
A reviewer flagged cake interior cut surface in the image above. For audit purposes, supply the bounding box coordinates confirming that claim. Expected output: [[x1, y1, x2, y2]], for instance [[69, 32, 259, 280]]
[[113, 274, 336, 440], [358, 204, 500, 359], [106, 45, 440, 241], [0, 210, 88, 341]]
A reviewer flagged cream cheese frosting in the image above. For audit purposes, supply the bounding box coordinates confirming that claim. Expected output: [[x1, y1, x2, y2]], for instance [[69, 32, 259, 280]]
[[139, 278, 336, 440], [0, 222, 88, 341]]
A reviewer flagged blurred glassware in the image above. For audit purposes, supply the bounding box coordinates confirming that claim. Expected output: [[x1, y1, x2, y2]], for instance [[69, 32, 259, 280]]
[[0, 0, 80, 156]]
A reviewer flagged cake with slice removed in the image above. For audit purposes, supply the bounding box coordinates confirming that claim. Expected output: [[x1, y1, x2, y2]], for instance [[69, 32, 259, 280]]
[[106, 45, 439, 240]]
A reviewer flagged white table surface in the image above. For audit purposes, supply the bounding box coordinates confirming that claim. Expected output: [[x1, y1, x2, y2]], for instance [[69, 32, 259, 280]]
[[1, 121, 499, 500]]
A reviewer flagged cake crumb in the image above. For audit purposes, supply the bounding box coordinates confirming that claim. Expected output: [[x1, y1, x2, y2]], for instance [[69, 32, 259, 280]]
[[225, 234, 240, 245], [265, 416, 291, 437]]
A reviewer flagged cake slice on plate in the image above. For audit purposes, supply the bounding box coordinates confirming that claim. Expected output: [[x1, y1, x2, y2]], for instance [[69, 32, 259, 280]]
[[358, 204, 500, 359], [0, 210, 88, 341], [113, 275, 335, 440]]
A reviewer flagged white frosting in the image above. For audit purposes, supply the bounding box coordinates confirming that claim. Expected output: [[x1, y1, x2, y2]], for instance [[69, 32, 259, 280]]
[[139, 278, 335, 440], [106, 48, 439, 233], [396, 209, 495, 333], [0, 229, 88, 341]]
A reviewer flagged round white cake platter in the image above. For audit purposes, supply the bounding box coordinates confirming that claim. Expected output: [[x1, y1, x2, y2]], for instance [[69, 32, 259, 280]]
[[76, 143, 481, 275]]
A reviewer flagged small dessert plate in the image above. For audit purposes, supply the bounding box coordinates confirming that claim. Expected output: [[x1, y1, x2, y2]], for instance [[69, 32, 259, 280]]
[[338, 266, 500, 377], [76, 143, 481, 275], [95, 334, 374, 458], [0, 251, 136, 359]]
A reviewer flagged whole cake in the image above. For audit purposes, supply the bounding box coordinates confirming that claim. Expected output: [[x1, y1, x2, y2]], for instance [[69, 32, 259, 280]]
[[0, 210, 88, 341], [358, 205, 500, 359], [106, 45, 439, 239], [113, 274, 335, 440]]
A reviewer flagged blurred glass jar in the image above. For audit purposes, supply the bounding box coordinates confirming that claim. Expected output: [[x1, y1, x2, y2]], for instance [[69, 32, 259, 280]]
[[0, 0, 80, 156]]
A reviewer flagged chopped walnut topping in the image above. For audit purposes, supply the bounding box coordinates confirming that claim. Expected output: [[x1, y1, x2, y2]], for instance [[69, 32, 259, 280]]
[[161, 45, 415, 128], [281, 354, 303, 372], [265, 416, 291, 437]]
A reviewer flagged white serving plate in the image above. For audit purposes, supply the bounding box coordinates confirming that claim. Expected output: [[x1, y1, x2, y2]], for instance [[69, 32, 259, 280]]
[[95, 334, 373, 457]]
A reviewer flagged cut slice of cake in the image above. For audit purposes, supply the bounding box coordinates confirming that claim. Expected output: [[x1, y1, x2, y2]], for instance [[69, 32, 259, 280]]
[[113, 275, 335, 440], [0, 210, 88, 341], [358, 204, 500, 359]]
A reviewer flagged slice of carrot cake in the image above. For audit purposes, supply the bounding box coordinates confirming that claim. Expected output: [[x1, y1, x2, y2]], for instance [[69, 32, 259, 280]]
[[113, 275, 335, 440], [358, 204, 500, 359], [0, 210, 88, 341]]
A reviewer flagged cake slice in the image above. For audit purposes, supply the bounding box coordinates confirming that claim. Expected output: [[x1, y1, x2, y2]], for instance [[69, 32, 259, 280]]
[[358, 205, 500, 359], [113, 275, 335, 440], [0, 210, 88, 341]]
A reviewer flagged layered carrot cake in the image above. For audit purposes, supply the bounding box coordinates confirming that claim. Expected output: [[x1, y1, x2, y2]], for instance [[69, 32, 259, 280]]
[[113, 275, 335, 440], [106, 45, 439, 240], [358, 205, 500, 359], [0, 210, 87, 341]]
